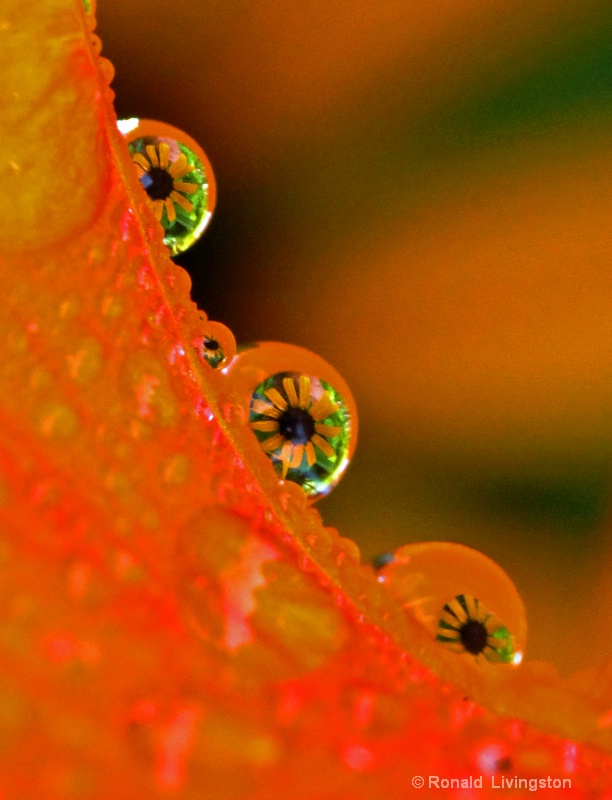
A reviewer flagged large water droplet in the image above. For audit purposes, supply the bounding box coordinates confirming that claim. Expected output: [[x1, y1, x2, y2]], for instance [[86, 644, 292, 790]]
[[378, 542, 526, 666], [250, 372, 352, 499], [120, 119, 216, 257], [226, 342, 358, 501]]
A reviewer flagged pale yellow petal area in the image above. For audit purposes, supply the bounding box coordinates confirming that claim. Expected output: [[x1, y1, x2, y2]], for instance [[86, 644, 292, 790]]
[[170, 191, 193, 213], [315, 423, 343, 438], [290, 444, 304, 469], [164, 197, 176, 223], [158, 142, 170, 169], [261, 433, 284, 453], [168, 154, 192, 179], [312, 434, 335, 458], [283, 377, 299, 408], [251, 420, 280, 433], [251, 400, 282, 418], [131, 152, 150, 171], [145, 144, 159, 167], [264, 387, 287, 411], [173, 181, 199, 194], [309, 393, 339, 421], [298, 375, 311, 409], [305, 442, 317, 466]]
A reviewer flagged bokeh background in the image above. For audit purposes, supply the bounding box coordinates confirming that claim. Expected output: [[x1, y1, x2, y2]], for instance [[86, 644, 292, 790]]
[[97, 0, 612, 676]]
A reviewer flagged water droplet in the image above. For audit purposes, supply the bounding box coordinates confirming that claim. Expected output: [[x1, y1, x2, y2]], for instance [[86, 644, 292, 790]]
[[66, 338, 102, 384], [194, 398, 214, 421], [99, 57, 115, 86], [168, 342, 186, 365], [225, 342, 357, 501], [161, 454, 190, 485], [35, 402, 78, 439], [278, 481, 309, 514], [58, 296, 80, 320], [379, 542, 526, 666], [249, 371, 352, 499], [222, 403, 248, 426], [335, 536, 360, 566], [121, 119, 216, 256], [193, 320, 236, 370], [342, 743, 376, 772]]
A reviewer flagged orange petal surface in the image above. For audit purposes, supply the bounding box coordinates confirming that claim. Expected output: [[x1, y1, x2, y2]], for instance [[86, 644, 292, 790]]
[[0, 2, 611, 798]]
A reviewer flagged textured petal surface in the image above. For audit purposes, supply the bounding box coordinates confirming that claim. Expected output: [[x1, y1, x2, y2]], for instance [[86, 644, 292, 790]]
[[0, 2, 611, 798]]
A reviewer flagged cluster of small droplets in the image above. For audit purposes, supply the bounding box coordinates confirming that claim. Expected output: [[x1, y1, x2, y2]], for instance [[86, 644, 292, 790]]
[[119, 122, 356, 500]]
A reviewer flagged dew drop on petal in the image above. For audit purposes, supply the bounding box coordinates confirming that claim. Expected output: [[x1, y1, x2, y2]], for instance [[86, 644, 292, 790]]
[[249, 371, 353, 499], [35, 403, 79, 439], [194, 320, 236, 370], [378, 542, 527, 666], [120, 119, 216, 256]]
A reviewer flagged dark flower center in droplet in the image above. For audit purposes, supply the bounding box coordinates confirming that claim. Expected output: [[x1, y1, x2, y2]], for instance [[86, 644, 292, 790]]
[[203, 338, 220, 351], [278, 407, 315, 445], [140, 167, 174, 200], [459, 619, 489, 655]]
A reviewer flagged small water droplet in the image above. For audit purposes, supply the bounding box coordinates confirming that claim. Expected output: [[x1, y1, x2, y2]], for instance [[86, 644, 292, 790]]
[[382, 542, 526, 666], [66, 338, 102, 384], [334, 537, 360, 566], [101, 294, 123, 318], [194, 398, 214, 420], [58, 296, 80, 320], [137, 264, 153, 289], [222, 403, 247, 426], [35, 403, 78, 439], [342, 743, 376, 773], [168, 342, 186, 364], [120, 208, 134, 241], [99, 57, 115, 85], [278, 482, 308, 514], [161, 454, 190, 485], [194, 320, 236, 370]]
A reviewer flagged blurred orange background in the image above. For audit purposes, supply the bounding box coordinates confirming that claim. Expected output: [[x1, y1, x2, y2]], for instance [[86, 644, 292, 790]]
[[97, 0, 612, 675]]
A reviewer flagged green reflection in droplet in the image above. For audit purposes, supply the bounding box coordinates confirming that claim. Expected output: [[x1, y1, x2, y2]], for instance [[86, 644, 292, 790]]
[[127, 136, 212, 256], [249, 372, 352, 499]]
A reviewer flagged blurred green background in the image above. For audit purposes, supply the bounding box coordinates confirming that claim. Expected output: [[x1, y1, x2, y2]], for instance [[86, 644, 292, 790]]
[[97, 0, 612, 675]]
